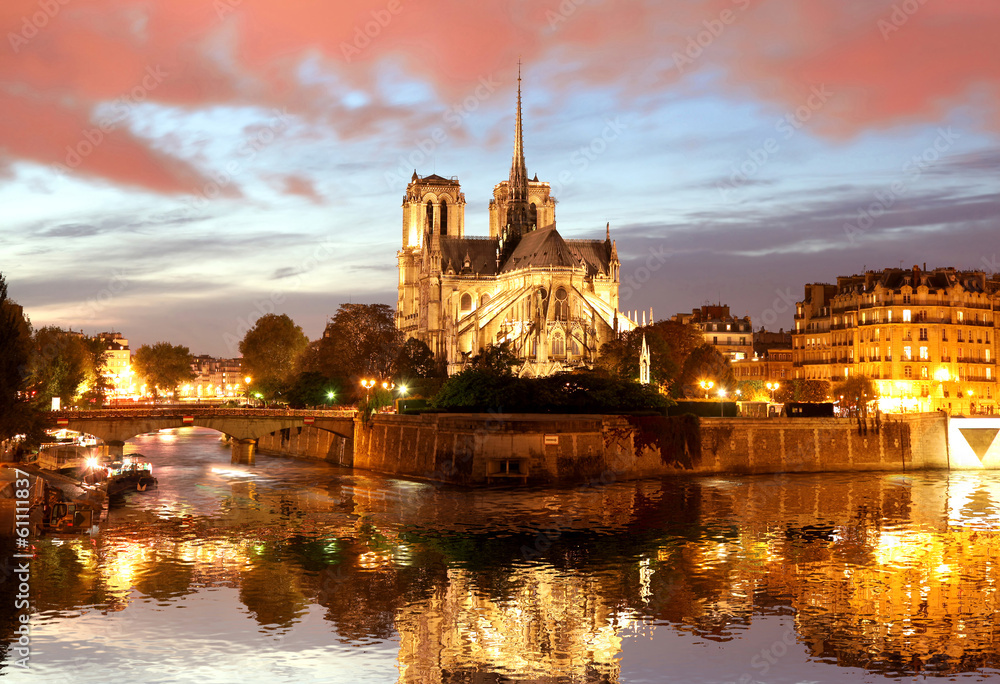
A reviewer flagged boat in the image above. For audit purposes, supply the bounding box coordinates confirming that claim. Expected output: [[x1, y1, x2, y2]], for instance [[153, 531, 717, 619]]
[[1, 464, 104, 536], [105, 454, 158, 500]]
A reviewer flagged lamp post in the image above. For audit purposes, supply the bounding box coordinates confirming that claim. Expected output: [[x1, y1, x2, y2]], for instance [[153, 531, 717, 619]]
[[718, 388, 726, 417], [360, 378, 376, 405], [699, 380, 714, 399], [766, 381, 780, 403], [244, 376, 252, 407], [326, 391, 336, 407]]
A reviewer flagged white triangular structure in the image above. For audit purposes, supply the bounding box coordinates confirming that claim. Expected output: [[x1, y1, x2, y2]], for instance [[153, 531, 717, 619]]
[[639, 334, 651, 385]]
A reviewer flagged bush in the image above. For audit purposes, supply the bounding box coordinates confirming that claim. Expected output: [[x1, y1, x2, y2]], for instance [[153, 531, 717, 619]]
[[432, 370, 669, 413]]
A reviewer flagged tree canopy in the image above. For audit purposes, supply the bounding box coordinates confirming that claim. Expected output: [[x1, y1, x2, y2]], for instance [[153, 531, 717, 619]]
[[832, 375, 874, 413], [238, 313, 309, 401], [676, 344, 736, 398], [26, 326, 109, 408], [133, 342, 195, 400], [317, 304, 403, 398], [0, 274, 41, 444], [597, 327, 676, 388]]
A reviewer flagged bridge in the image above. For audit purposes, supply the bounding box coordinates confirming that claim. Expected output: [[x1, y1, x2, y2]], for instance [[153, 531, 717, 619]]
[[47, 408, 357, 465]]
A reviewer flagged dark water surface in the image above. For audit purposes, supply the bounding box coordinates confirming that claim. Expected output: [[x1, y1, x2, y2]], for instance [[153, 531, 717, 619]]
[[3, 427, 1000, 683]]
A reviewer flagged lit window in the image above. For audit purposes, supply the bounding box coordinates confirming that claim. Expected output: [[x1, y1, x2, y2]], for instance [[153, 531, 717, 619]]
[[988, 349, 992, 362], [958, 311, 964, 322], [903, 309, 911, 322], [919, 346, 928, 360], [989, 368, 993, 380], [921, 366, 928, 379], [904, 346, 912, 360]]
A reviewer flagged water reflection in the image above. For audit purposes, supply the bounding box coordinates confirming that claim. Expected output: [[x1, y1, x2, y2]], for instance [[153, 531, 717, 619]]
[[3, 428, 1000, 682]]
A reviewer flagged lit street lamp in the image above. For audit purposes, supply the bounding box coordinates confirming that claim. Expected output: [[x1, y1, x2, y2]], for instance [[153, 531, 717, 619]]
[[326, 391, 336, 407], [699, 380, 714, 399], [766, 381, 780, 403], [717, 388, 726, 417], [360, 378, 376, 404], [244, 376, 252, 407]]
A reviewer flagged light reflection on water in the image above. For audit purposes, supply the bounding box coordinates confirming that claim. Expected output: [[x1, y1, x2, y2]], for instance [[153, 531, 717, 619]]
[[2, 427, 1000, 682]]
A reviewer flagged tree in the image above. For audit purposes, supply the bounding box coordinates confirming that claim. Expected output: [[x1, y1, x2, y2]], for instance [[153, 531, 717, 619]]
[[832, 375, 874, 415], [238, 314, 309, 402], [133, 342, 195, 401], [736, 379, 770, 402], [395, 338, 444, 380], [317, 304, 403, 399], [468, 342, 519, 376], [285, 371, 340, 409], [597, 327, 677, 388], [647, 320, 704, 388], [27, 326, 98, 408], [775, 379, 831, 404], [676, 344, 735, 398], [0, 274, 41, 445]]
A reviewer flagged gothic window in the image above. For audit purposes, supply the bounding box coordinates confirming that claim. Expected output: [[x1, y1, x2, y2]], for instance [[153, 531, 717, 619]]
[[570, 336, 580, 356], [554, 287, 568, 320], [480, 293, 491, 306], [460, 293, 472, 312], [552, 332, 565, 356], [440, 199, 448, 235], [529, 202, 537, 228], [425, 200, 433, 233]]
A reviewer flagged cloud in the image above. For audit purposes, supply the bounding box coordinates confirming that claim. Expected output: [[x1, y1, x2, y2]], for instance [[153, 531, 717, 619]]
[[1, 0, 996, 197]]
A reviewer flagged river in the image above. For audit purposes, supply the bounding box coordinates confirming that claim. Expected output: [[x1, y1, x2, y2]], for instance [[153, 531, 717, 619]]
[[2, 426, 1000, 683]]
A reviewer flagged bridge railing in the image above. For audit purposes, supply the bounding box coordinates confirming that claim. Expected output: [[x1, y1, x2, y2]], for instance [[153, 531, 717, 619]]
[[48, 408, 357, 420]]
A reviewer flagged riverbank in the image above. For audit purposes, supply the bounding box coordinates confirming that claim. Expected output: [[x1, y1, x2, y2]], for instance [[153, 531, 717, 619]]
[[258, 412, 951, 485]]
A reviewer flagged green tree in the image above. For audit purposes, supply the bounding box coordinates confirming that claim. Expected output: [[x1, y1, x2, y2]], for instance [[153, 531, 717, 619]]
[[775, 379, 831, 404], [133, 342, 195, 401], [0, 274, 41, 445], [676, 344, 736, 398], [832, 375, 874, 414], [27, 326, 97, 408], [238, 314, 309, 402], [317, 304, 403, 399], [597, 327, 676, 388], [736, 379, 769, 402], [395, 338, 443, 380], [285, 371, 340, 409], [468, 342, 518, 376], [647, 320, 704, 390]]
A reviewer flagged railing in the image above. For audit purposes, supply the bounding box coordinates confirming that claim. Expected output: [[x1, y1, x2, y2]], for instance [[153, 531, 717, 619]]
[[49, 408, 357, 420]]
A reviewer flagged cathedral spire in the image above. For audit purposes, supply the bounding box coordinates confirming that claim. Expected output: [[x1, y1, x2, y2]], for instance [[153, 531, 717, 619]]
[[503, 61, 531, 243]]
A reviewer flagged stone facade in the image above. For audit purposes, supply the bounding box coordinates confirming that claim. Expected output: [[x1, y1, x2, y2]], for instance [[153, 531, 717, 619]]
[[793, 265, 1000, 413], [396, 73, 634, 376]]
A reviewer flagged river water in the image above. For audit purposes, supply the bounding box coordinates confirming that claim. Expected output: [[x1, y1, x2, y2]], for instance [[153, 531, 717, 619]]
[[2, 427, 1000, 683]]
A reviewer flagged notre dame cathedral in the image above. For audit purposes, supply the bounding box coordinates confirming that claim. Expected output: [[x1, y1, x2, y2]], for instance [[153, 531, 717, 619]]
[[396, 72, 636, 376]]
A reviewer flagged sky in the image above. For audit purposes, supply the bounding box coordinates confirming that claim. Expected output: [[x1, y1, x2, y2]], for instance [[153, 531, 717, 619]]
[[1, 0, 998, 357]]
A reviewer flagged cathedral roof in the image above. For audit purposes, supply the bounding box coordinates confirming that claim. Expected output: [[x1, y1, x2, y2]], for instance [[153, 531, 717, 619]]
[[440, 237, 500, 276], [417, 173, 460, 185], [500, 225, 605, 273]]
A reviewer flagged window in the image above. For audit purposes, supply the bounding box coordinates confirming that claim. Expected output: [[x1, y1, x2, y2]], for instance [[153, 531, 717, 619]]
[[903, 294, 911, 303], [887, 310, 893, 322], [439, 199, 448, 235], [552, 332, 565, 356], [988, 349, 992, 362], [919, 328, 928, 341], [713, 336, 718, 345], [958, 330, 964, 342], [904, 346, 912, 360], [989, 368, 993, 380], [554, 287, 568, 320], [919, 346, 928, 360], [958, 311, 964, 322], [425, 200, 433, 231], [480, 293, 492, 306], [460, 293, 472, 311], [959, 348, 964, 359], [726, 323, 731, 331], [921, 366, 928, 379], [903, 309, 911, 322], [904, 366, 912, 378]]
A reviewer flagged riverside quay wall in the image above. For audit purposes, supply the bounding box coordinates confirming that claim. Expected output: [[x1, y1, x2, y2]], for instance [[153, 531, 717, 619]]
[[267, 411, 948, 485]]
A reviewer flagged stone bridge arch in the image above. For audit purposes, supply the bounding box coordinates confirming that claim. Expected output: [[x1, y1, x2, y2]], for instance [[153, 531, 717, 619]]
[[48, 410, 356, 465]]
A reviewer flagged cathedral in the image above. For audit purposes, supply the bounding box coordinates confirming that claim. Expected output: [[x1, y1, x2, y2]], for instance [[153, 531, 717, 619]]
[[396, 72, 636, 376]]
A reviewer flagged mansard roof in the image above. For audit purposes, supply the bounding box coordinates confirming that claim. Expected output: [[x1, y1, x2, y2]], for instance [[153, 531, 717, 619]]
[[440, 236, 500, 276]]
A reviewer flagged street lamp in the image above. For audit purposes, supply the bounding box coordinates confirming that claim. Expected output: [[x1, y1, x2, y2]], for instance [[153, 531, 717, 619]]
[[699, 380, 714, 399], [718, 388, 727, 417], [244, 376, 252, 407], [326, 391, 336, 407], [360, 378, 376, 404], [766, 381, 780, 403]]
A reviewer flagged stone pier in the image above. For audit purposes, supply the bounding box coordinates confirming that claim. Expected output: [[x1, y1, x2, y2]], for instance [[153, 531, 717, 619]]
[[231, 438, 257, 465]]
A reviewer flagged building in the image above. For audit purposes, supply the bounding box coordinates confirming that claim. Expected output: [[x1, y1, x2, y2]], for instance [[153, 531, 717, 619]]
[[95, 332, 136, 400], [395, 72, 635, 376], [671, 304, 753, 361], [792, 265, 1000, 414], [187, 355, 244, 400]]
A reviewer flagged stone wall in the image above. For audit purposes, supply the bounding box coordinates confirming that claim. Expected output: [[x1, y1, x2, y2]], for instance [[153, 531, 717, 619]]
[[257, 426, 351, 466], [343, 412, 950, 485]]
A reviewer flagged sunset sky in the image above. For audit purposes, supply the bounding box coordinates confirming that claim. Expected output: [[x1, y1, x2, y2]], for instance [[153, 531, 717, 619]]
[[2, 0, 998, 356]]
